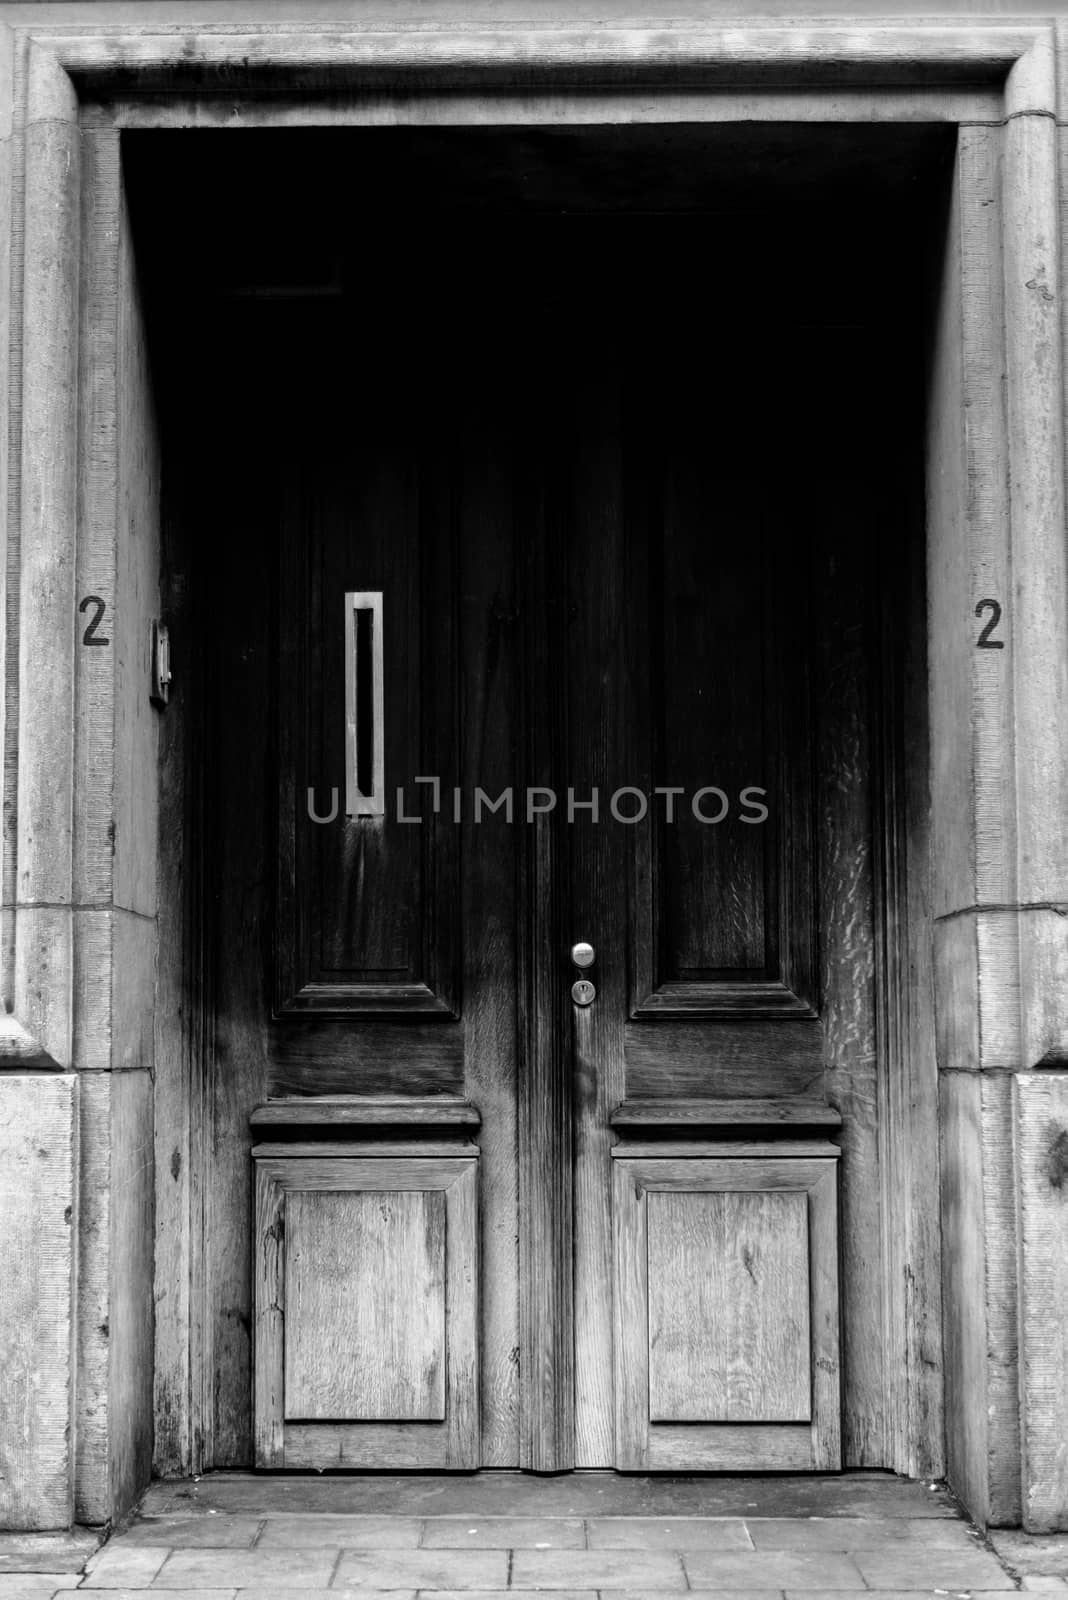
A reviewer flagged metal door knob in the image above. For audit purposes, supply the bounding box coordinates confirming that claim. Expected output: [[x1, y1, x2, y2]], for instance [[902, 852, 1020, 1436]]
[[571, 941, 595, 969]]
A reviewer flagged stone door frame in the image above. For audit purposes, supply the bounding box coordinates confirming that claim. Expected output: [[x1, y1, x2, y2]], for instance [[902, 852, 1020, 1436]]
[[2, 13, 1067, 1532]]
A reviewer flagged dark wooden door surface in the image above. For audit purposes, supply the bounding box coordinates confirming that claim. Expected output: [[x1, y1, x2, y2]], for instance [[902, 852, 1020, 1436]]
[[203, 214, 899, 1472]]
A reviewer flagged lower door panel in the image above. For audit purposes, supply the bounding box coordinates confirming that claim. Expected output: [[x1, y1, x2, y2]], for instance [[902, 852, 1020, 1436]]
[[612, 1144, 840, 1470], [253, 1142, 480, 1469]]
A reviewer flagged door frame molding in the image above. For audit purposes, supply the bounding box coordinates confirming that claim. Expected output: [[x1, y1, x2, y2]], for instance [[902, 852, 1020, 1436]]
[[4, 12, 1065, 1520]]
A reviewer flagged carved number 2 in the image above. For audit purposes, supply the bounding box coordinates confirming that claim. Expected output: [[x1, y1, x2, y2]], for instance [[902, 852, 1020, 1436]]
[[975, 598, 1004, 649], [80, 595, 110, 647]]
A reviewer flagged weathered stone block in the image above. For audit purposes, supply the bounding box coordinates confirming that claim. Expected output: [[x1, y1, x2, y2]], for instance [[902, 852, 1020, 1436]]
[[0, 1075, 78, 1529]]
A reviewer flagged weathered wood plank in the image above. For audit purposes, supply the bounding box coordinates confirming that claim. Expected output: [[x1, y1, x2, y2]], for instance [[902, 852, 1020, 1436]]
[[567, 372, 627, 1468], [647, 1189, 810, 1423], [455, 403, 520, 1466], [610, 1098, 841, 1132], [285, 1189, 446, 1422], [106, 1068, 155, 1518], [516, 386, 572, 1472], [624, 1020, 824, 1100], [814, 475, 880, 1468], [250, 1097, 480, 1130], [267, 1020, 464, 1095], [252, 1165, 285, 1469], [614, 1153, 839, 1471], [283, 1423, 448, 1471]]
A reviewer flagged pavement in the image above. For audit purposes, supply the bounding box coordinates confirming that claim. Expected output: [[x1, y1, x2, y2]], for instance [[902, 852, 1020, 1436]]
[[1, 1472, 1066, 1600]]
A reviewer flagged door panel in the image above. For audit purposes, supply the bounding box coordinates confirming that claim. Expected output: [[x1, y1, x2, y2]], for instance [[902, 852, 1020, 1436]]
[[211, 309, 519, 1466], [254, 1150, 479, 1470], [284, 1189, 447, 1421], [645, 1189, 811, 1423], [275, 425, 459, 1017], [613, 1154, 840, 1470]]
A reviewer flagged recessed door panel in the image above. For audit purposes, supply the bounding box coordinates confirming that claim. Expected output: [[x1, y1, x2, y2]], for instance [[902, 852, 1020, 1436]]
[[646, 1189, 811, 1424], [614, 1154, 840, 1470], [254, 1151, 479, 1469], [284, 1189, 446, 1422]]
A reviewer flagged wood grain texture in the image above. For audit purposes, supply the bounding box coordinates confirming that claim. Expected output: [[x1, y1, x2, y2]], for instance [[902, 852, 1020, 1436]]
[[268, 1021, 464, 1094], [813, 478, 880, 1468], [1013, 1073, 1068, 1532], [516, 380, 572, 1472], [274, 405, 459, 1018], [105, 1068, 155, 1519], [612, 1141, 840, 1161], [646, 1189, 810, 1423], [253, 1155, 478, 1470], [872, 374, 944, 1481], [454, 398, 520, 1466], [610, 1098, 841, 1133], [624, 1020, 825, 1100], [253, 1164, 285, 1469], [250, 1097, 481, 1130], [566, 373, 627, 1467], [284, 1189, 446, 1421], [252, 1141, 479, 1161], [0, 1074, 78, 1529], [282, 1422, 447, 1471], [613, 1153, 839, 1471]]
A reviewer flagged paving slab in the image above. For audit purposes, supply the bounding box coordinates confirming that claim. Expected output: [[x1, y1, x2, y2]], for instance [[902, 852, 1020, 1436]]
[[419, 1518, 585, 1549], [682, 1550, 865, 1588], [151, 1550, 337, 1589], [0, 1533, 99, 1576], [82, 1545, 170, 1587], [333, 1551, 509, 1590], [232, 1591, 416, 1600], [992, 1531, 1068, 1579], [746, 1516, 982, 1550], [586, 1516, 752, 1549], [850, 1546, 1016, 1590], [0, 1581, 82, 1595], [233, 1592, 417, 1600], [782, 1593, 1003, 1600], [508, 1548, 687, 1588], [414, 1592, 598, 1600], [256, 1517, 423, 1549], [115, 1519, 261, 1551], [599, 1591, 787, 1600]]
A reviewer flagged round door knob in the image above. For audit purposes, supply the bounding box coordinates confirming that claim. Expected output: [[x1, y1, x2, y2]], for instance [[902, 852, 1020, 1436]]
[[571, 941, 595, 969]]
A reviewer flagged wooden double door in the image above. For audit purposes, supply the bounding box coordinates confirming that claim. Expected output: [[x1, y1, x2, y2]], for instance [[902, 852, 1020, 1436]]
[[206, 216, 899, 1472]]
